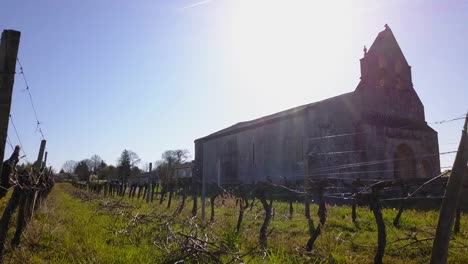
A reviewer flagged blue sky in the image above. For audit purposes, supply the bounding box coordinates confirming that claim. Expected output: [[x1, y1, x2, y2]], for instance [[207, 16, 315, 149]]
[[1, 0, 467, 170]]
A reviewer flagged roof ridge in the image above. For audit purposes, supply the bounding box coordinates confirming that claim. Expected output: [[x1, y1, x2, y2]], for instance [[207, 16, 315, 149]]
[[198, 91, 354, 141]]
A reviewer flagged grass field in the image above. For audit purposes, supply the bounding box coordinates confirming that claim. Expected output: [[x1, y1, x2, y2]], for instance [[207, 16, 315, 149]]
[[2, 183, 467, 263]]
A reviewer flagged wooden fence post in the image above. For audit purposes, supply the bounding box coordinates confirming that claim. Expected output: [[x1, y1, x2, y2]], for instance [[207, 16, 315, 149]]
[[142, 184, 147, 199], [0, 30, 20, 179], [351, 178, 360, 223], [304, 154, 311, 220], [146, 163, 152, 202], [33, 139, 46, 169], [209, 191, 218, 223], [453, 205, 461, 234], [11, 188, 29, 248], [430, 114, 468, 264], [0, 186, 22, 259], [167, 182, 174, 208], [137, 184, 142, 199], [42, 151, 48, 169], [0, 146, 19, 198], [192, 141, 203, 217], [201, 167, 206, 221]]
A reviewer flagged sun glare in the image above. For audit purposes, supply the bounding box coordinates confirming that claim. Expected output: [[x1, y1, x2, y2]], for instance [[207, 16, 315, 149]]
[[222, 0, 356, 113]]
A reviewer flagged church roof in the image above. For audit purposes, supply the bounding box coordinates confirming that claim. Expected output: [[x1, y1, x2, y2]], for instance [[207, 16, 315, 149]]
[[197, 92, 354, 141], [366, 24, 409, 65]]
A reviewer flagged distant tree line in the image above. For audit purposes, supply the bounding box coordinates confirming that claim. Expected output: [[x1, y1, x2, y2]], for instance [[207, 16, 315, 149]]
[[61, 149, 191, 183]]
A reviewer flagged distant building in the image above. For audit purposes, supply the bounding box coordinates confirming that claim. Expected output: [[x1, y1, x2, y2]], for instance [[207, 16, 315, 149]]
[[54, 172, 78, 182], [127, 171, 157, 186], [195, 25, 440, 185], [173, 162, 194, 179], [127, 162, 194, 186]]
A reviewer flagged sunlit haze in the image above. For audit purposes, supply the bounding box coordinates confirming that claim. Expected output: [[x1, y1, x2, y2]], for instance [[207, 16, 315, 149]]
[[0, 0, 466, 170]]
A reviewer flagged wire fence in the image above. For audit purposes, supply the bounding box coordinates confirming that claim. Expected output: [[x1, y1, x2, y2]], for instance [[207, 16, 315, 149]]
[[4, 58, 48, 166]]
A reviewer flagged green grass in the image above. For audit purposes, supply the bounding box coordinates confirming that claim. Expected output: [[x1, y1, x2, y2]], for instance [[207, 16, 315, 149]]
[[2, 183, 467, 263], [3, 184, 159, 263]]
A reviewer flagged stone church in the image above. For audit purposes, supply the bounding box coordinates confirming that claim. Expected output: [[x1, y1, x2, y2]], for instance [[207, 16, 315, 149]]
[[194, 25, 440, 185]]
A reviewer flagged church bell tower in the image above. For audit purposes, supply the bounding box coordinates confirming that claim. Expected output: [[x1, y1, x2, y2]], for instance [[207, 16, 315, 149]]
[[358, 24, 414, 91], [355, 25, 425, 123]]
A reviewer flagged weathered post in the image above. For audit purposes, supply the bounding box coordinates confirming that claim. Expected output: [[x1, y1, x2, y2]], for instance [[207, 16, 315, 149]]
[[146, 163, 152, 202], [192, 140, 203, 217], [304, 152, 316, 239], [304, 154, 311, 219], [151, 182, 156, 202], [454, 166, 467, 234], [351, 178, 361, 224], [0, 146, 19, 198], [0, 30, 20, 179], [137, 184, 143, 199], [142, 184, 147, 200], [167, 182, 174, 208], [289, 197, 294, 219], [209, 191, 219, 223], [453, 205, 461, 234], [431, 114, 468, 264], [159, 183, 166, 204], [11, 188, 28, 248], [33, 140, 46, 169], [201, 166, 206, 221], [0, 186, 21, 259], [42, 151, 48, 169]]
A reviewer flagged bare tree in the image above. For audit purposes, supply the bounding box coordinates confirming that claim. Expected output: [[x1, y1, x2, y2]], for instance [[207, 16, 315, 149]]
[[161, 149, 190, 166], [90, 154, 103, 173], [62, 160, 78, 174], [141, 162, 150, 172]]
